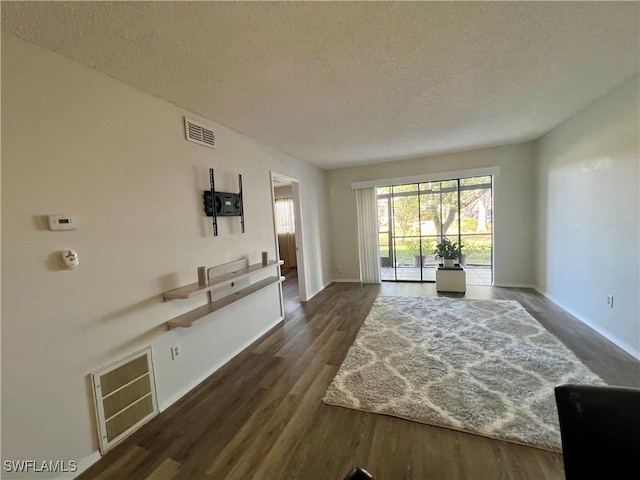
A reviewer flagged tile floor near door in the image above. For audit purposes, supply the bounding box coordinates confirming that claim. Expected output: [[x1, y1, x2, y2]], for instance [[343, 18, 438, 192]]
[[381, 265, 492, 285]]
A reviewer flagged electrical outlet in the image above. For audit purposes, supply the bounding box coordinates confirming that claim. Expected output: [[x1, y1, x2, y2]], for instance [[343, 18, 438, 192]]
[[606, 295, 614, 308], [337, 265, 343, 273], [171, 344, 182, 360]]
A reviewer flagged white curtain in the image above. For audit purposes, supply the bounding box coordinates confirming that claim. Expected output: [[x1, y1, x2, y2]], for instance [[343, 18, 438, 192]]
[[356, 188, 381, 284], [275, 198, 297, 268], [275, 198, 295, 234]]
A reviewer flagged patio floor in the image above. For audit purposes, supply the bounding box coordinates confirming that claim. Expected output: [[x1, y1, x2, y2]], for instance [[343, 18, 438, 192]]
[[381, 265, 492, 285]]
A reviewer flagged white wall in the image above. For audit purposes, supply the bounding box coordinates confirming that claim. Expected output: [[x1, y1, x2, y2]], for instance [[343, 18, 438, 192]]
[[535, 74, 639, 358], [274, 185, 293, 199], [1, 33, 331, 477], [327, 143, 536, 285]]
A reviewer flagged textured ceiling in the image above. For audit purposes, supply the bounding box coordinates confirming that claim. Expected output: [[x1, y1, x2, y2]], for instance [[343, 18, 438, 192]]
[[2, 1, 639, 169]]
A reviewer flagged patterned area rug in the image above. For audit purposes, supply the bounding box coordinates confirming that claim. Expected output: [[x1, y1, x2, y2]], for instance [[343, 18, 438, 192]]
[[323, 296, 605, 451]]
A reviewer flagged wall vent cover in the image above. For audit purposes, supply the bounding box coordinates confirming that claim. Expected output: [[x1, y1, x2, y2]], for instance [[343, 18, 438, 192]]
[[91, 347, 158, 454], [184, 117, 216, 149]]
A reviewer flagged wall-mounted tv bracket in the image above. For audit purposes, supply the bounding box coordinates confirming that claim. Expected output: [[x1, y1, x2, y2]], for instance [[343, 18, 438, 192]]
[[203, 168, 245, 236], [238, 174, 245, 233]]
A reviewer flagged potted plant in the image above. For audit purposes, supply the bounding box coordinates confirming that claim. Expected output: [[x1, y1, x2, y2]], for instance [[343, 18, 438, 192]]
[[433, 238, 463, 269]]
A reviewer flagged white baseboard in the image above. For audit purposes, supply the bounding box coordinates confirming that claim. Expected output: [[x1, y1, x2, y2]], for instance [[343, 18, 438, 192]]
[[493, 282, 536, 288], [158, 316, 284, 411], [55, 450, 101, 480], [303, 281, 332, 301], [331, 278, 362, 283], [535, 287, 640, 360]]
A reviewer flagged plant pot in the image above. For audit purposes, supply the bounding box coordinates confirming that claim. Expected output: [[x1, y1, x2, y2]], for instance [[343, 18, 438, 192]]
[[443, 258, 455, 269]]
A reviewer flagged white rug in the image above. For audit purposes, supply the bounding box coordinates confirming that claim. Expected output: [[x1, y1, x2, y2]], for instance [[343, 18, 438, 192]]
[[323, 296, 605, 451]]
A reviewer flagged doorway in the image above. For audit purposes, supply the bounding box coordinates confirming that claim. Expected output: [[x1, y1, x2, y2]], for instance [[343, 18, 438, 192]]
[[270, 172, 307, 310], [377, 176, 493, 285]]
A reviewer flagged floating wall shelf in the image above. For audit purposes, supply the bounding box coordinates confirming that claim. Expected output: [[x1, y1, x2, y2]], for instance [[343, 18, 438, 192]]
[[163, 258, 284, 330], [162, 260, 283, 301]]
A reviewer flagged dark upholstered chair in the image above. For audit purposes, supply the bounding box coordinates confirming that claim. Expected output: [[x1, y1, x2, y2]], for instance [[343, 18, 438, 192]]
[[555, 384, 640, 480]]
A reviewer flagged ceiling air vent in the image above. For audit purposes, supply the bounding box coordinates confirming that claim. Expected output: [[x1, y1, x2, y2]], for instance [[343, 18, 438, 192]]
[[184, 117, 216, 149]]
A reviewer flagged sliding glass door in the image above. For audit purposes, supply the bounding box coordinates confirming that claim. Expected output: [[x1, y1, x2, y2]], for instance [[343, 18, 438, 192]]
[[459, 177, 492, 283], [378, 176, 492, 284]]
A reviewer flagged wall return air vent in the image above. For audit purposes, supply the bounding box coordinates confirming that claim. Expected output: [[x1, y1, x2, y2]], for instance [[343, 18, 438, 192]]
[[184, 117, 216, 148], [91, 347, 158, 453]]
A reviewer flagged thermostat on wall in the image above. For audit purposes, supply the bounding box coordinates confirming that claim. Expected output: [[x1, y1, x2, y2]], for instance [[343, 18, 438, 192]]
[[48, 215, 78, 231]]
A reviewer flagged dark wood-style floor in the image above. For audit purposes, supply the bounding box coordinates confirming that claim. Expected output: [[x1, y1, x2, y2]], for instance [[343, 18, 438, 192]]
[[79, 276, 639, 480]]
